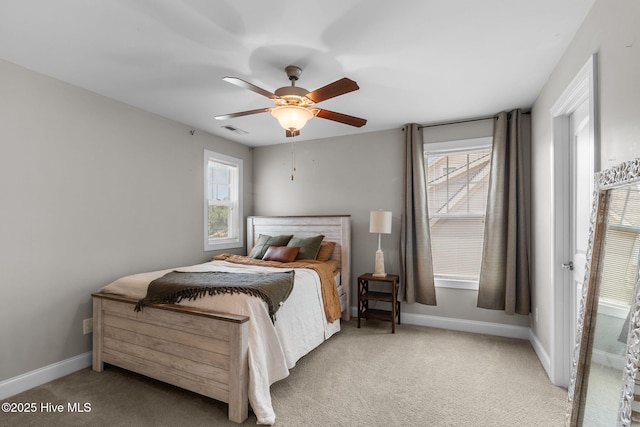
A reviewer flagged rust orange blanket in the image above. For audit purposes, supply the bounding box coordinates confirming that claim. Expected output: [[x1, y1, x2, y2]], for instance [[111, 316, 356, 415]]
[[212, 254, 342, 323]]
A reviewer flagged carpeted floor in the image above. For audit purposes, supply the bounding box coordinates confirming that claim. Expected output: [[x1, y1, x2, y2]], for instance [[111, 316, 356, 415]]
[[1, 320, 568, 426]]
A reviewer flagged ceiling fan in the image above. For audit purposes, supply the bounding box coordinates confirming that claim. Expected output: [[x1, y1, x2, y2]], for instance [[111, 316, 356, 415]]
[[215, 66, 367, 137]]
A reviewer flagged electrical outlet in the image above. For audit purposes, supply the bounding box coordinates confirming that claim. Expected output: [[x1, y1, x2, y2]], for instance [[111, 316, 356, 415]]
[[83, 318, 93, 335]]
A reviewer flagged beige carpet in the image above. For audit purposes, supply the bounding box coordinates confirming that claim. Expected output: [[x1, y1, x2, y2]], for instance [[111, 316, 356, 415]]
[[1, 320, 567, 426]]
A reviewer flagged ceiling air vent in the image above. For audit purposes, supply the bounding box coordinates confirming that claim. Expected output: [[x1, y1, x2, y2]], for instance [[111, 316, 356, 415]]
[[222, 125, 248, 135]]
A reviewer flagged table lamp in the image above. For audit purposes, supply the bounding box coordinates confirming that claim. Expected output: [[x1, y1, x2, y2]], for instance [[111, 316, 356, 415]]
[[370, 210, 392, 277]]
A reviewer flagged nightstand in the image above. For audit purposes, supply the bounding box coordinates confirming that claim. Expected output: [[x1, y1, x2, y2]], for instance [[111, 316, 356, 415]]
[[357, 273, 400, 333]]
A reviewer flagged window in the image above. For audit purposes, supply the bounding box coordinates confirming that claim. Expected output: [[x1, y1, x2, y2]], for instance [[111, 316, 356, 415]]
[[424, 138, 492, 287], [204, 150, 243, 251], [599, 185, 640, 311]]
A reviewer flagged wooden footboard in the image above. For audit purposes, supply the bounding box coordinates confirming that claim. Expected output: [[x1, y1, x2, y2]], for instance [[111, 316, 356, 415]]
[[92, 293, 250, 423]]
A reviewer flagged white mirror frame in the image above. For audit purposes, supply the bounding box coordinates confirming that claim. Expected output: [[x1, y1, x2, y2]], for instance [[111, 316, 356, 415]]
[[567, 158, 640, 426]]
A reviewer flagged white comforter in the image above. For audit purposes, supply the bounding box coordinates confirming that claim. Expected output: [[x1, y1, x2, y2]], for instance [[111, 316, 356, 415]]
[[101, 260, 341, 425]]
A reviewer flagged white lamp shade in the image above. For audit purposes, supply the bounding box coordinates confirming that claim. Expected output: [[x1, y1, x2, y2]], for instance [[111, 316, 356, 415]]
[[369, 210, 392, 234], [271, 105, 314, 131]]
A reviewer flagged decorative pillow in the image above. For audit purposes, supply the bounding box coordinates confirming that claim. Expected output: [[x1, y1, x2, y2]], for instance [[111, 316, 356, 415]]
[[287, 235, 325, 260], [316, 241, 336, 262], [262, 245, 300, 262], [249, 234, 293, 259]]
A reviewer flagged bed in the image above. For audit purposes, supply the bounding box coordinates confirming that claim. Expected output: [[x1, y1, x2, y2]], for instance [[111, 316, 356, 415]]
[[92, 215, 351, 425]]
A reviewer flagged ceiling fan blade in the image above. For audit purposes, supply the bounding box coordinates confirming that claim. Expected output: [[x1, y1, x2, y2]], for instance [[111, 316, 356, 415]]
[[315, 109, 367, 127], [222, 77, 279, 99], [214, 108, 271, 120], [305, 78, 359, 103]]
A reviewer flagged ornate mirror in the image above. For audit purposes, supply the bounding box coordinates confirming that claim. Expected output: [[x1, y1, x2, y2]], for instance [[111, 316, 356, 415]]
[[568, 158, 640, 426]]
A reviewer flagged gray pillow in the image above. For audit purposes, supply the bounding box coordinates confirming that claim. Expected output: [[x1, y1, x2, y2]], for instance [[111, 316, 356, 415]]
[[287, 235, 324, 260], [249, 234, 293, 259]]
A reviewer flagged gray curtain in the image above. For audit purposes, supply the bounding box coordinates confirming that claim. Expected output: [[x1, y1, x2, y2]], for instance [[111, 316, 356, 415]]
[[400, 124, 437, 305], [477, 110, 530, 315]]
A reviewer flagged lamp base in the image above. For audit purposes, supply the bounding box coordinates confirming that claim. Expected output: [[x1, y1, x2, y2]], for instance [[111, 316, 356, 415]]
[[373, 249, 386, 277]]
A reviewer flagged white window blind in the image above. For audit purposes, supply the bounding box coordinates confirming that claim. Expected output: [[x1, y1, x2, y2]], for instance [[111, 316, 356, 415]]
[[425, 142, 492, 281], [599, 185, 640, 307]]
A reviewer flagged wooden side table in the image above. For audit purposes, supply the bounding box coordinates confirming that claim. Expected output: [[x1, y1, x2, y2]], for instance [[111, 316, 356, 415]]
[[357, 273, 400, 333]]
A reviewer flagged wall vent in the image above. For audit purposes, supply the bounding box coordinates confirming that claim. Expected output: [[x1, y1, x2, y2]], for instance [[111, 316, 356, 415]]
[[222, 125, 248, 135]]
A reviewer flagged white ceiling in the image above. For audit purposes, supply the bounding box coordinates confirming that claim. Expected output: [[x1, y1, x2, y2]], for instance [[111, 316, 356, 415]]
[[0, 0, 595, 147]]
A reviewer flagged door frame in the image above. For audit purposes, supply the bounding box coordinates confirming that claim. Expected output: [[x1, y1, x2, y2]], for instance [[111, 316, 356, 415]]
[[549, 53, 599, 387]]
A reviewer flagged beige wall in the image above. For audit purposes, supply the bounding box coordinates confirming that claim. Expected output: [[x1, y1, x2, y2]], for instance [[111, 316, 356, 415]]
[[0, 59, 252, 381], [530, 0, 640, 355], [253, 126, 530, 329]]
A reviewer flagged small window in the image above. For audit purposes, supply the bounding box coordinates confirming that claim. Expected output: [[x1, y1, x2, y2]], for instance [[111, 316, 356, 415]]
[[204, 150, 243, 251], [425, 138, 492, 284], [599, 186, 640, 309]]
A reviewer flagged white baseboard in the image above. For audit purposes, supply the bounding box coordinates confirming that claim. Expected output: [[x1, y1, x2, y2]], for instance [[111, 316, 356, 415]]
[[0, 352, 92, 400], [351, 306, 530, 340], [401, 312, 530, 339], [529, 329, 552, 379]]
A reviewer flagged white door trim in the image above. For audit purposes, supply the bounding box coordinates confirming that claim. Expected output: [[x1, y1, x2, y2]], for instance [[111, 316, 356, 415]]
[[549, 53, 599, 387]]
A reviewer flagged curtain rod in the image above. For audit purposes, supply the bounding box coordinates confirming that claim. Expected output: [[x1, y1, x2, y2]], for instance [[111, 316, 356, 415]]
[[418, 112, 530, 129]]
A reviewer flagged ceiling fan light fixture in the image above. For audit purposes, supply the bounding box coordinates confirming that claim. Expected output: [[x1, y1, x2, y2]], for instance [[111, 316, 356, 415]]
[[270, 105, 314, 132], [217, 67, 365, 137]]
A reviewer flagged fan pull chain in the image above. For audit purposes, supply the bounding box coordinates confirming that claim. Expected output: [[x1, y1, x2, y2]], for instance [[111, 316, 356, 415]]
[[291, 140, 296, 181]]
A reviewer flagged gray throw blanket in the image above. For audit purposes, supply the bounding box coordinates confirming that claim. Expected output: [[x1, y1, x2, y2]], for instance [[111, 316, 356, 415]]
[[134, 270, 295, 322]]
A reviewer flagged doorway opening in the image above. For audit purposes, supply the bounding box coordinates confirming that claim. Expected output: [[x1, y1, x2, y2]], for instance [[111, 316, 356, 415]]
[[550, 53, 599, 387]]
